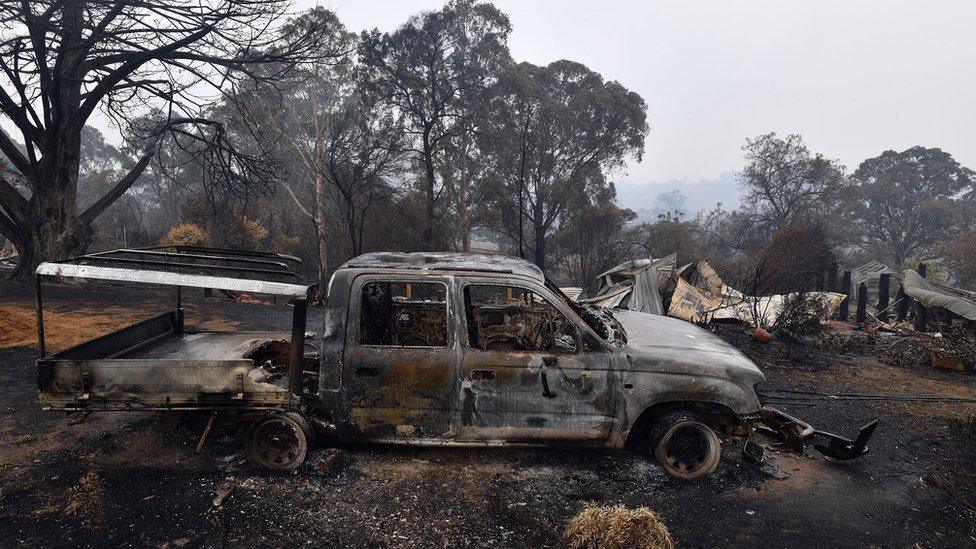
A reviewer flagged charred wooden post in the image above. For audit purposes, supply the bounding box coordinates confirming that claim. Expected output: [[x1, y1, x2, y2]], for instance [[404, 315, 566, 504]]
[[34, 274, 45, 358], [896, 286, 911, 320], [827, 262, 838, 292], [877, 274, 890, 322], [838, 270, 852, 320], [913, 263, 928, 332], [940, 309, 953, 332], [914, 302, 928, 332], [856, 283, 868, 324], [289, 298, 309, 397]]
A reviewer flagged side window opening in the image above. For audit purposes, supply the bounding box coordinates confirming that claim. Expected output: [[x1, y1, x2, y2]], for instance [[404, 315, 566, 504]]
[[360, 281, 448, 347], [464, 285, 578, 353]]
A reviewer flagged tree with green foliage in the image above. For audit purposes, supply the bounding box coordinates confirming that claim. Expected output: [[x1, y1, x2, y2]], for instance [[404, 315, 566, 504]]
[[480, 60, 647, 271], [840, 146, 975, 267], [739, 133, 846, 231], [358, 0, 511, 250]]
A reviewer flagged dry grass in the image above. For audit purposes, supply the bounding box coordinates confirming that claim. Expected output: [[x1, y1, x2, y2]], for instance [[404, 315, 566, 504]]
[[0, 301, 237, 351], [0, 302, 160, 350], [563, 505, 675, 549]]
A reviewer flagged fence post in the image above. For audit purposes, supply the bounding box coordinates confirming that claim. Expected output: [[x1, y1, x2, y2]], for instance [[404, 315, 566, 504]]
[[896, 285, 910, 321], [913, 262, 928, 332], [877, 273, 890, 322], [837, 270, 852, 321], [856, 282, 868, 324]]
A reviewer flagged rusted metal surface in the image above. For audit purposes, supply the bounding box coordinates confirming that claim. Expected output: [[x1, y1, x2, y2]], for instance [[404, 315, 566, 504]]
[[758, 406, 877, 460], [37, 326, 299, 411], [339, 252, 545, 282], [317, 255, 768, 449], [35, 247, 315, 414]]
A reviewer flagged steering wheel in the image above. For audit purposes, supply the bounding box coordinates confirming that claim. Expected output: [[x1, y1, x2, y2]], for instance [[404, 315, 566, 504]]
[[531, 315, 554, 351]]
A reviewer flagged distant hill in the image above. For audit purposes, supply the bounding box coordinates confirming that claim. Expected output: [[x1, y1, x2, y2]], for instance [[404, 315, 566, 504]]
[[614, 172, 741, 221]]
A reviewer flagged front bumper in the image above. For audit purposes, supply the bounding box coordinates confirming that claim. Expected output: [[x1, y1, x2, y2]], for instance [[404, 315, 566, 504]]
[[753, 406, 879, 460]]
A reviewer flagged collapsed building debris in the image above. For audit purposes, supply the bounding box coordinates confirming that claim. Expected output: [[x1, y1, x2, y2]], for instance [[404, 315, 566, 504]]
[[881, 325, 976, 373], [666, 277, 845, 329], [901, 269, 976, 325], [576, 256, 673, 315], [577, 256, 846, 332], [849, 261, 901, 315]]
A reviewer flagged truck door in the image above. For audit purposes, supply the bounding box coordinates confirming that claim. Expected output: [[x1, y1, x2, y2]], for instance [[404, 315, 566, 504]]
[[342, 276, 457, 440], [456, 281, 613, 442]]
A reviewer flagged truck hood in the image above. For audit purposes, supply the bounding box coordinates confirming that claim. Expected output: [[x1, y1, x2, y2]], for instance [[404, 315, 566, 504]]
[[609, 309, 765, 384]]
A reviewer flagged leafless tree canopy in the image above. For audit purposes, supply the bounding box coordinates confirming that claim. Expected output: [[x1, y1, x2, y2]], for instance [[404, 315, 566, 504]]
[[0, 0, 339, 277]]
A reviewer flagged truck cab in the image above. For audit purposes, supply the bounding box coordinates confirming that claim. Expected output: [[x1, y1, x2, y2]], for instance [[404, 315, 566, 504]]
[[313, 252, 765, 479]]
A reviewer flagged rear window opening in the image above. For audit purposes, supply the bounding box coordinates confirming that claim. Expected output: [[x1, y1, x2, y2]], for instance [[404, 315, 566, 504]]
[[359, 281, 448, 347]]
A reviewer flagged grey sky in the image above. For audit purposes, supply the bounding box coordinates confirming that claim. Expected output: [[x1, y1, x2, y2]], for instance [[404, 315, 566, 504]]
[[305, 0, 976, 186]]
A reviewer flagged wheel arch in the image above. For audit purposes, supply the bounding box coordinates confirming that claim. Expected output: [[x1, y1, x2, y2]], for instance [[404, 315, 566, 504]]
[[623, 400, 741, 450]]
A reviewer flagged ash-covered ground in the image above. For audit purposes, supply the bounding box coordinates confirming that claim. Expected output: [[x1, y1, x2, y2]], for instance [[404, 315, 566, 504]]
[[1, 281, 974, 548]]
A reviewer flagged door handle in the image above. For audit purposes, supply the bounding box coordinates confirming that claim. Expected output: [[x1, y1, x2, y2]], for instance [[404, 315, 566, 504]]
[[471, 369, 496, 381], [356, 366, 380, 377]]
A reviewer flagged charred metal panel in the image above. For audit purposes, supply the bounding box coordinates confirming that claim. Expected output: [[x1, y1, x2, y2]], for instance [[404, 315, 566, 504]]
[[340, 275, 458, 439], [455, 279, 615, 442], [38, 331, 297, 410], [38, 358, 293, 410], [339, 252, 545, 283], [52, 311, 181, 360], [457, 349, 612, 441]]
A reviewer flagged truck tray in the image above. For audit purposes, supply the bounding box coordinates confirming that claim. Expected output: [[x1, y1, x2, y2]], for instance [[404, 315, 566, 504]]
[[37, 312, 295, 411]]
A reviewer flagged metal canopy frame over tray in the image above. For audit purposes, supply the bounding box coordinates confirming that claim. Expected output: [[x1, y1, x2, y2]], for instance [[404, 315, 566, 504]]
[[36, 245, 311, 297], [33, 246, 315, 406]]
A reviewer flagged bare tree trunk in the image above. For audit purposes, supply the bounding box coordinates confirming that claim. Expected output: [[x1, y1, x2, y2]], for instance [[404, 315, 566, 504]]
[[422, 128, 437, 251], [5, 122, 89, 278], [458, 131, 470, 252], [313, 172, 330, 296], [533, 203, 546, 271]]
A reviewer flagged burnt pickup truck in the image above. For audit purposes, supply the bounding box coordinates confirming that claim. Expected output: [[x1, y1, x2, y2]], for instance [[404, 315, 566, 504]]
[[36, 249, 874, 479]]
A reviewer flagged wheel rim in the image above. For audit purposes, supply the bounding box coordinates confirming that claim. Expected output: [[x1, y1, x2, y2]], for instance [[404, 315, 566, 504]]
[[663, 423, 711, 475], [253, 417, 302, 467]]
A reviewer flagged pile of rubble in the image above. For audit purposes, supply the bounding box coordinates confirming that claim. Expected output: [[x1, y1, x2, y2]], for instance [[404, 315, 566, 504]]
[[573, 255, 976, 374], [882, 325, 976, 373], [575, 255, 846, 334]]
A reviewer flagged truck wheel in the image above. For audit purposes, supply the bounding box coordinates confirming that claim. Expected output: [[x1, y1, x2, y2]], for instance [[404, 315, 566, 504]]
[[247, 412, 309, 471], [285, 410, 315, 448], [650, 411, 721, 480]]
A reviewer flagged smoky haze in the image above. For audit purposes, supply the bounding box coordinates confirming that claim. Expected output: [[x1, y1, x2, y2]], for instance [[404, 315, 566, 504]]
[[315, 0, 976, 212]]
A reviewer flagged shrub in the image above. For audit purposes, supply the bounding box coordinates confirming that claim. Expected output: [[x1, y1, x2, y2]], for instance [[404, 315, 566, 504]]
[[161, 223, 210, 247]]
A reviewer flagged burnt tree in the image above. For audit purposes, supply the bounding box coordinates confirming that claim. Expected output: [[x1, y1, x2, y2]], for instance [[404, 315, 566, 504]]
[[0, 0, 332, 278]]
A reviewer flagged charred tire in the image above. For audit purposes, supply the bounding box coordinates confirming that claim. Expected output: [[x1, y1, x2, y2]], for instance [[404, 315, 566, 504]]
[[285, 410, 315, 449], [247, 412, 309, 471], [649, 411, 721, 480]]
